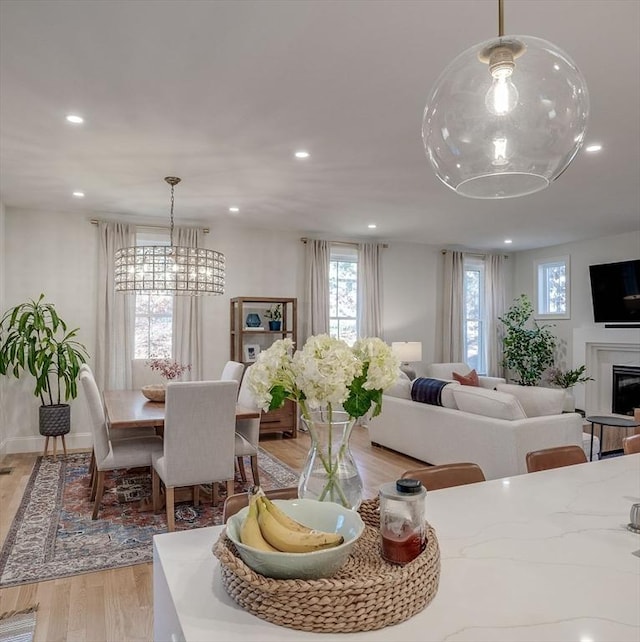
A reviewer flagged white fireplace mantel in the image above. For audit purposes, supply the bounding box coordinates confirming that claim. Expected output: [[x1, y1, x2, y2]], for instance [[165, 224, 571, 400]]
[[573, 326, 640, 416]]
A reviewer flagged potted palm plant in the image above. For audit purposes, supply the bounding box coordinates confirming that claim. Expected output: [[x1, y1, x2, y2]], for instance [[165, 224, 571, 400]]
[[0, 294, 89, 437]]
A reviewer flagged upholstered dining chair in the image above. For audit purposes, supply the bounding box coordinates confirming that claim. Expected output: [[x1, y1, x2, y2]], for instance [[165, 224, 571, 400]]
[[80, 371, 163, 520], [222, 487, 298, 523], [525, 444, 587, 473], [152, 380, 238, 531], [220, 360, 245, 388], [234, 364, 261, 486], [401, 462, 486, 491], [623, 434, 640, 455]]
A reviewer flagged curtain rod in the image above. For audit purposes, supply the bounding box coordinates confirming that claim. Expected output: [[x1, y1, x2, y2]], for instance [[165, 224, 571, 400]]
[[441, 249, 508, 258], [301, 237, 388, 248], [90, 219, 209, 233]]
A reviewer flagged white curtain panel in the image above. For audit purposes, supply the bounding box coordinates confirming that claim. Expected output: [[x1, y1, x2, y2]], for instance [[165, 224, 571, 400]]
[[485, 253, 507, 378], [172, 227, 203, 380], [96, 222, 135, 390], [303, 239, 330, 340], [357, 242, 383, 338], [440, 250, 464, 362]]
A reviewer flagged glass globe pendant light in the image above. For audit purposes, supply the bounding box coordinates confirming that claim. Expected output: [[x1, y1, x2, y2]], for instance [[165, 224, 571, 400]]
[[422, 0, 589, 199], [114, 177, 225, 295]]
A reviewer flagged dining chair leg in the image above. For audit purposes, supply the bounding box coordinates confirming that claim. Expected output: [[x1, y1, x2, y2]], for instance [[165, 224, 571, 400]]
[[152, 468, 161, 513], [165, 487, 175, 532], [237, 456, 247, 482], [226, 479, 235, 499], [43, 437, 50, 458], [91, 470, 105, 520], [61, 435, 68, 457], [250, 455, 260, 487], [193, 485, 200, 507], [90, 464, 99, 501], [88, 450, 96, 488]]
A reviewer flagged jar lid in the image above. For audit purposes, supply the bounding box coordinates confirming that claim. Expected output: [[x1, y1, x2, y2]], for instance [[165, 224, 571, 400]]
[[396, 478, 423, 494]]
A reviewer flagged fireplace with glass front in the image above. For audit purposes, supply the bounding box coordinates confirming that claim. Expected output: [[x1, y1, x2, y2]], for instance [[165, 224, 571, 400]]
[[612, 365, 640, 417]]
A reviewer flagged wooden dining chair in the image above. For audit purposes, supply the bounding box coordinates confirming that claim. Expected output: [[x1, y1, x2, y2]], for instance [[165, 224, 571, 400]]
[[623, 434, 640, 455], [80, 371, 164, 519], [222, 487, 298, 523], [525, 444, 587, 473], [152, 380, 238, 531], [401, 462, 486, 491]]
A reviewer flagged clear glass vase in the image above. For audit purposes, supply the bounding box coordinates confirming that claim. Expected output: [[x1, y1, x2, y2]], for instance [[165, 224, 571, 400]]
[[298, 410, 363, 510]]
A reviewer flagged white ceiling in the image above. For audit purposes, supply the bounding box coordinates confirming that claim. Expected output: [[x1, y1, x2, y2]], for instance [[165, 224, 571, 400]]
[[1, 0, 639, 251]]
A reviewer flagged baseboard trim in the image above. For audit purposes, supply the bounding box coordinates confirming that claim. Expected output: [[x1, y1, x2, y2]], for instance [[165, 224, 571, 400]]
[[2, 433, 92, 455]]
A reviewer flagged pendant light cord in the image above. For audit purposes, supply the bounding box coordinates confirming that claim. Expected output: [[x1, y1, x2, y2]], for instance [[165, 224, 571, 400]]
[[498, 0, 504, 37]]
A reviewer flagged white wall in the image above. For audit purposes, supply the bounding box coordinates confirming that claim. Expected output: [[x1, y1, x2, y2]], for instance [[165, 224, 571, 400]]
[[1, 208, 437, 452]]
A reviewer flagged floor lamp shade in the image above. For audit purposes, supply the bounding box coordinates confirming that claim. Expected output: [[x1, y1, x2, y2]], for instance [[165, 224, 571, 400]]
[[422, 35, 589, 199]]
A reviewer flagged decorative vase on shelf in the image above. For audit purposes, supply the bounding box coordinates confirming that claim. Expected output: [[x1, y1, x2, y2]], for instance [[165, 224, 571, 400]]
[[268, 320, 281, 331], [246, 313, 261, 328], [298, 410, 363, 510]]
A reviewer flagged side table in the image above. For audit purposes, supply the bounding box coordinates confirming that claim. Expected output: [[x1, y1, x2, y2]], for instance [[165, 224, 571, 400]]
[[585, 415, 640, 460]]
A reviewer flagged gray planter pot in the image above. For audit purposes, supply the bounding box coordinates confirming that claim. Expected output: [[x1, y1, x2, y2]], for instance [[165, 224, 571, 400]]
[[39, 404, 71, 437]]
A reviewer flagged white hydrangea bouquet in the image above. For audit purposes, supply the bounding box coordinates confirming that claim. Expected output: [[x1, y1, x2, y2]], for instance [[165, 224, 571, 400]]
[[248, 334, 399, 507]]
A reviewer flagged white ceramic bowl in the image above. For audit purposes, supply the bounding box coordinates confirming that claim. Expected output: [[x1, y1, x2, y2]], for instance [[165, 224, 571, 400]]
[[225, 498, 365, 580]]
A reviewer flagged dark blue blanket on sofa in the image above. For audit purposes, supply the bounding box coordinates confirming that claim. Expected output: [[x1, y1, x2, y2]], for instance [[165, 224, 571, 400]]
[[411, 377, 448, 406]]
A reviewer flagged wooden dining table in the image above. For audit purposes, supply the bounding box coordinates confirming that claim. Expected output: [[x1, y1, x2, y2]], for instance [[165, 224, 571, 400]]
[[103, 389, 260, 431]]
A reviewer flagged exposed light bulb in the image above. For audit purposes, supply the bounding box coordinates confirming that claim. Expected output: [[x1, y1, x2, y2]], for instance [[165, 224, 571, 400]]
[[485, 47, 519, 116]]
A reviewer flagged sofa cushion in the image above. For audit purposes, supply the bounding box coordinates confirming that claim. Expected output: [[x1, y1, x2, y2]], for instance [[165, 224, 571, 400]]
[[440, 381, 460, 409], [452, 386, 527, 420], [385, 370, 412, 399], [426, 362, 469, 380], [411, 377, 450, 405], [453, 368, 479, 386], [495, 384, 565, 417]]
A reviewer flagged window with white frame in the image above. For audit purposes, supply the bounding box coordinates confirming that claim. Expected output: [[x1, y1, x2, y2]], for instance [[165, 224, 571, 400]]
[[329, 246, 358, 346], [535, 256, 570, 319], [463, 257, 487, 374], [133, 230, 173, 359]]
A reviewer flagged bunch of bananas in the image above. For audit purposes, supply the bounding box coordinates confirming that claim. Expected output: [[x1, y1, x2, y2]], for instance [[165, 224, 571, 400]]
[[239, 488, 344, 553]]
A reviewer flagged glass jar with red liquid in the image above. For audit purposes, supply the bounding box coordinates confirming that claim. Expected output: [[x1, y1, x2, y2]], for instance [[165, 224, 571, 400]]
[[379, 478, 426, 565]]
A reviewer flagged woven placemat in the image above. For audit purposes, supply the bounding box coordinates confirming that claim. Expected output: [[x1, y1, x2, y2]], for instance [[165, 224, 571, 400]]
[[212, 497, 440, 633]]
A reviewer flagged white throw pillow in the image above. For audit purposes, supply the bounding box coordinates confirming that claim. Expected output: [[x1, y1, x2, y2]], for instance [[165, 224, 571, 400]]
[[495, 384, 565, 417], [452, 386, 526, 420], [385, 370, 412, 399]]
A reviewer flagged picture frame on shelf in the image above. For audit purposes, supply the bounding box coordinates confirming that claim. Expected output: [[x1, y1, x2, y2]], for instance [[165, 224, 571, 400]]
[[243, 344, 260, 363]]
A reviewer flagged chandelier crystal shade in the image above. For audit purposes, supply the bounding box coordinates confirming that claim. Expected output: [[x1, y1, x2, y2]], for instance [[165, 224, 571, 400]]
[[114, 177, 225, 295], [422, 0, 589, 199]]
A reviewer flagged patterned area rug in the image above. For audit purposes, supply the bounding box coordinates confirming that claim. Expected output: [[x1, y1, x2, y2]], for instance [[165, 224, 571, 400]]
[[0, 450, 298, 587]]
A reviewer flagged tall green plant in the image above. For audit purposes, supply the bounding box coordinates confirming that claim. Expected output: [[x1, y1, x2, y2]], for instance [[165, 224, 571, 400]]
[[499, 294, 556, 386], [0, 294, 88, 405]]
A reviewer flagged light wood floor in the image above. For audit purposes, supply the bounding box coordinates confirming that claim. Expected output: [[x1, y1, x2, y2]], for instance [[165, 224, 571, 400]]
[[0, 426, 426, 642]]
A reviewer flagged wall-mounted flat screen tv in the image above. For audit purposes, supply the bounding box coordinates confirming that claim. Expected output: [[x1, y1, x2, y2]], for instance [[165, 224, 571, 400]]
[[589, 259, 640, 323]]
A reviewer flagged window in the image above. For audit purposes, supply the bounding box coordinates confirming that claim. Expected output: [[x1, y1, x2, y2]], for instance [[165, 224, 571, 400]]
[[463, 257, 486, 374], [133, 230, 173, 359], [329, 246, 358, 345], [535, 256, 570, 319]]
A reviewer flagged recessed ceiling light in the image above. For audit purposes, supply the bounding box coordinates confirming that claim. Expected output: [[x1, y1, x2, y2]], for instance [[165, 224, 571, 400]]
[[65, 114, 84, 124], [504, 239, 513, 244], [585, 144, 602, 152], [72, 191, 85, 198], [229, 206, 239, 213], [294, 151, 310, 159], [368, 224, 377, 229]]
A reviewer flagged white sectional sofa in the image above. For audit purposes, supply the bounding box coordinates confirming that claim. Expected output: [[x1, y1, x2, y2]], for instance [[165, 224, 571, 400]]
[[368, 367, 586, 480]]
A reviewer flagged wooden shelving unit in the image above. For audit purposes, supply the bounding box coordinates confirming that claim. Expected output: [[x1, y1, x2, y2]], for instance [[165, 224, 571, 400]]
[[229, 297, 298, 438]]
